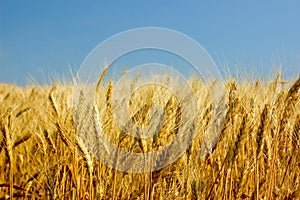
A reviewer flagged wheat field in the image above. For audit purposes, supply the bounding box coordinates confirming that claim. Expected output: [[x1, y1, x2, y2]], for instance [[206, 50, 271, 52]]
[[0, 73, 299, 199]]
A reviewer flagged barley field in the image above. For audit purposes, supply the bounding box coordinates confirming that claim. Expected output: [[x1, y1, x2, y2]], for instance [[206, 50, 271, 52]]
[[0, 73, 299, 199]]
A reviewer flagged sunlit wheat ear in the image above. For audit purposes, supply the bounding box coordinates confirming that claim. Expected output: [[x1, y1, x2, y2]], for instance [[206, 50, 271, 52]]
[[55, 122, 71, 148], [35, 129, 47, 157], [43, 129, 56, 154], [96, 66, 109, 94], [206, 81, 236, 154], [292, 114, 300, 149], [86, 103, 109, 155], [106, 81, 113, 108], [269, 73, 288, 96], [74, 79, 110, 157], [278, 77, 300, 150], [281, 77, 300, 121], [153, 95, 177, 149], [74, 136, 93, 172], [48, 84, 59, 117], [275, 77, 300, 161], [286, 77, 300, 101], [256, 104, 270, 157], [274, 91, 285, 113], [231, 111, 248, 163], [73, 135, 94, 197]]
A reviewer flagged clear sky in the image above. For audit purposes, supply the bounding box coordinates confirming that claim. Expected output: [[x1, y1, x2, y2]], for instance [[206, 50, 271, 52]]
[[1, 1, 300, 85]]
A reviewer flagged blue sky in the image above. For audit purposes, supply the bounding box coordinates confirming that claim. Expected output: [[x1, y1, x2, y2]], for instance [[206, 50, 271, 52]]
[[0, 1, 300, 85]]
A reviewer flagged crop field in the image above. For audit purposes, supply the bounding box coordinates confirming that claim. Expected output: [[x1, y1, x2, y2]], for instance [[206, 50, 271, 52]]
[[0, 73, 299, 199]]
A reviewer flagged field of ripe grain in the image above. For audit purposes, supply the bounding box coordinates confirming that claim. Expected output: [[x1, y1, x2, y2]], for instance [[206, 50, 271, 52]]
[[0, 75, 299, 199]]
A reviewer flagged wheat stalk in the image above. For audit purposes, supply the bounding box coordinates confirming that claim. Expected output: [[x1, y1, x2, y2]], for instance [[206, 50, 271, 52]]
[[0, 108, 13, 200]]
